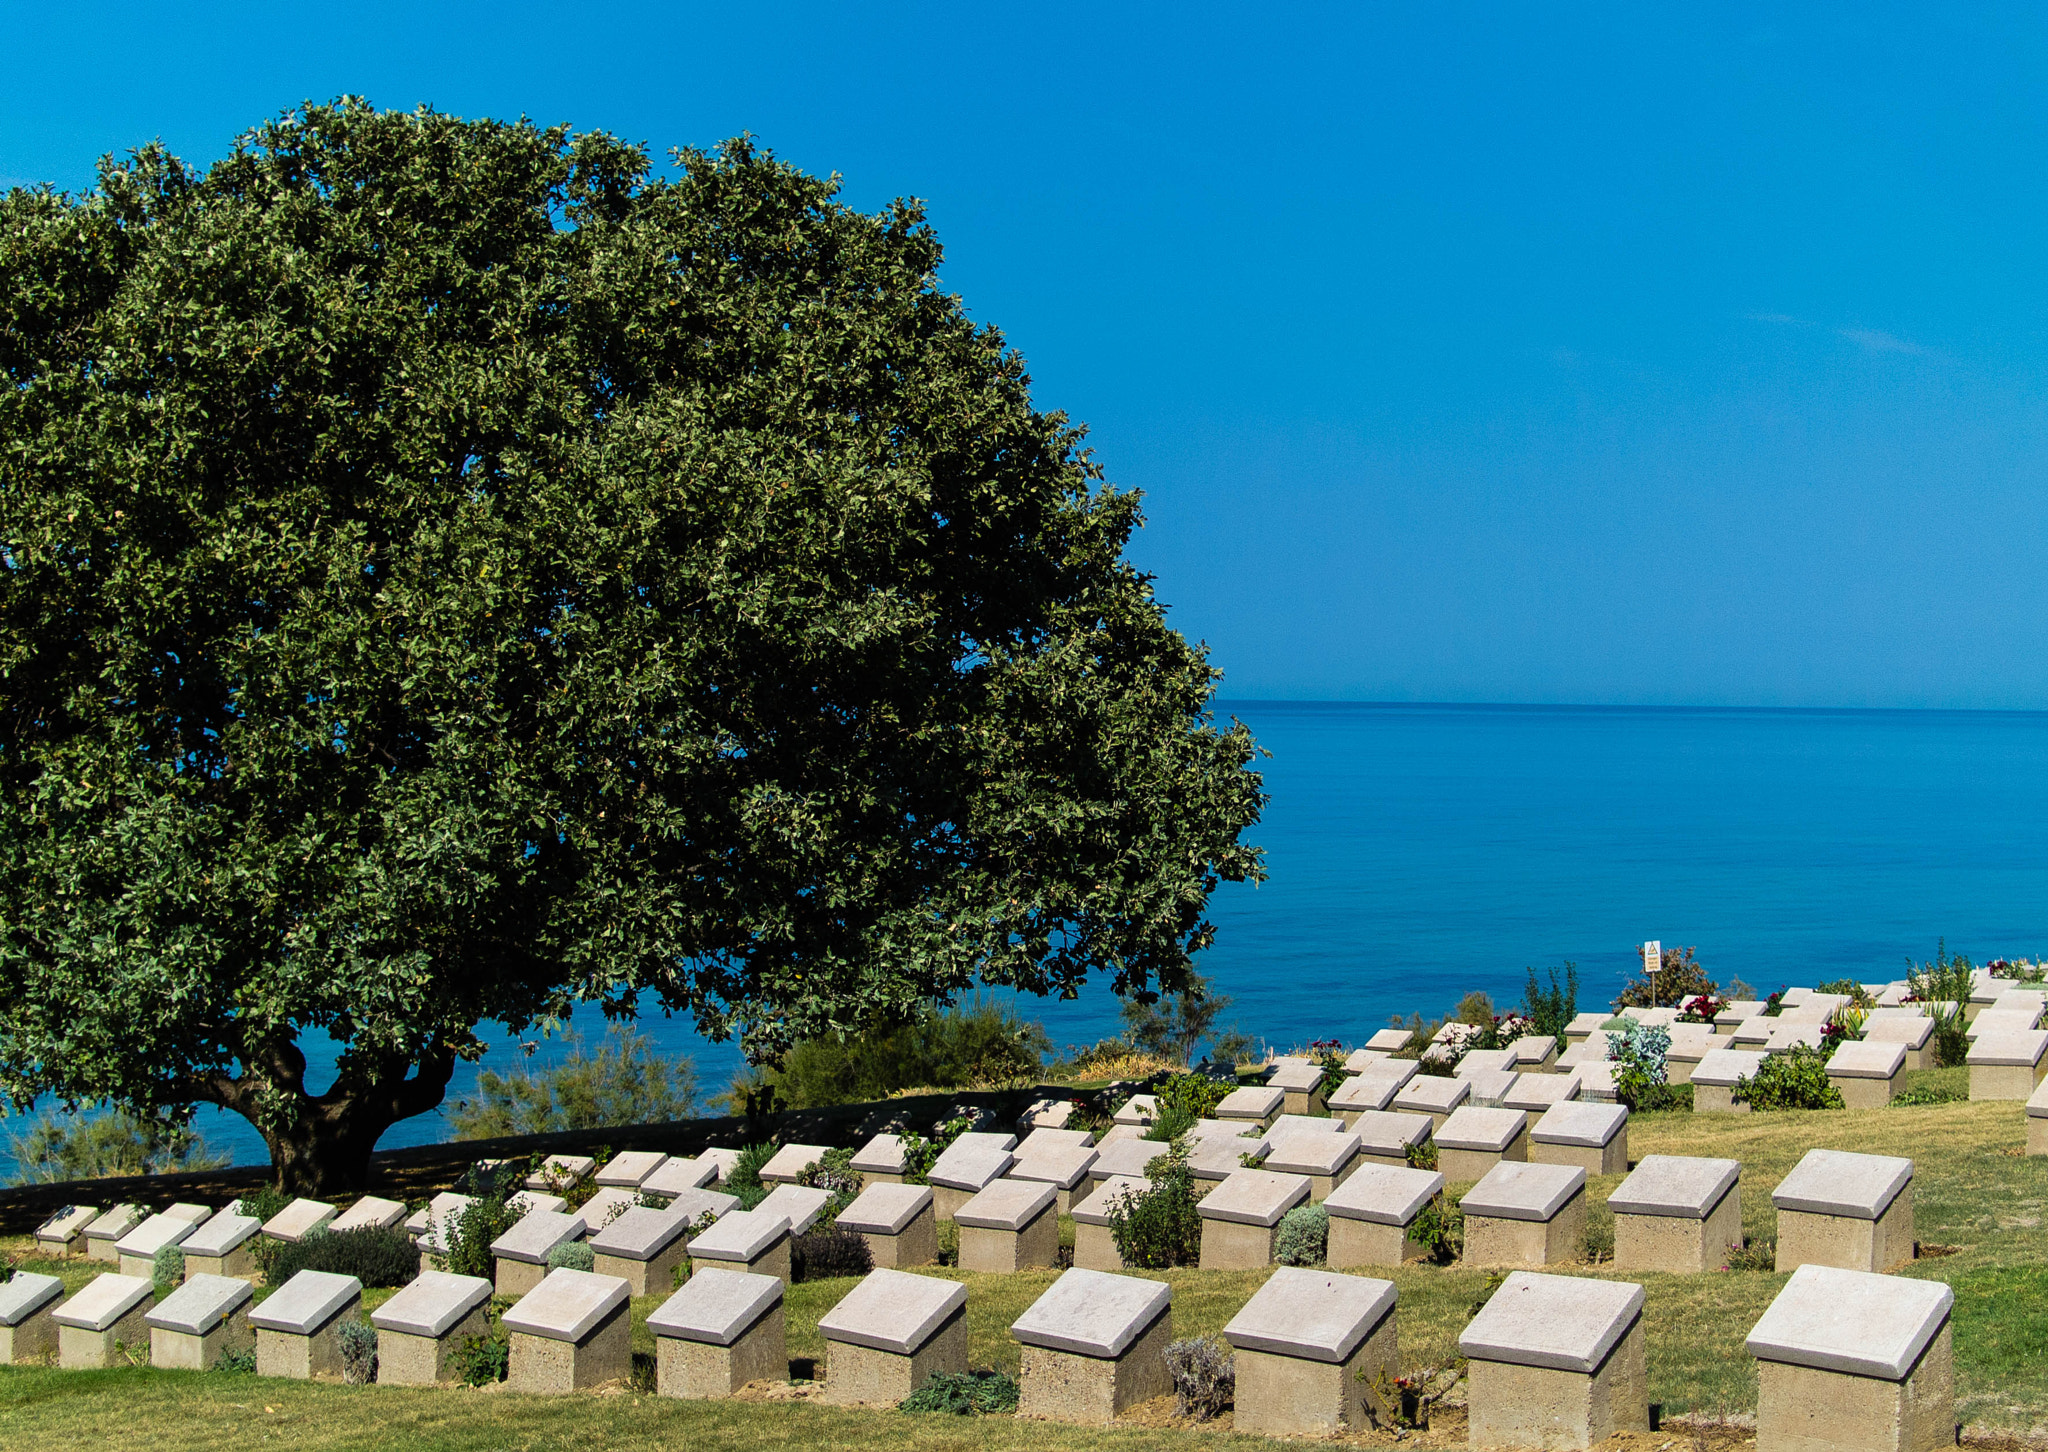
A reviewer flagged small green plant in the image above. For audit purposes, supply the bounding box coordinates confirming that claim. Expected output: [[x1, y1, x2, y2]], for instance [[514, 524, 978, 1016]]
[[1722, 1235, 1775, 1271], [629, 1350, 658, 1393], [442, 1166, 528, 1281], [453, 1330, 510, 1385], [722, 1142, 778, 1201], [1162, 1335, 1235, 1420], [1405, 1140, 1439, 1172], [900, 1369, 1021, 1414], [269, 1226, 419, 1288], [1523, 962, 1580, 1047], [796, 1145, 864, 1219], [900, 1116, 973, 1185], [1734, 1045, 1845, 1110], [1606, 1020, 1672, 1109], [1626, 1082, 1693, 1113], [1816, 978, 1876, 1009], [545, 1241, 595, 1272], [151, 1243, 184, 1291], [1407, 1192, 1462, 1264], [338, 1319, 378, 1384], [213, 1347, 257, 1374], [1144, 1074, 1233, 1142], [1273, 1203, 1328, 1266], [1907, 940, 1974, 1068], [1892, 1077, 1967, 1106], [1104, 1140, 1202, 1268], [792, 1225, 873, 1281]]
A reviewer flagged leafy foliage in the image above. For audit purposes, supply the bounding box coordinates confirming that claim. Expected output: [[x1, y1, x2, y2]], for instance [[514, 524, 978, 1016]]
[[899, 1117, 972, 1185], [5, 1108, 226, 1186], [1162, 1335, 1235, 1420], [1120, 972, 1253, 1068], [1606, 1020, 1672, 1109], [151, 1244, 184, 1290], [0, 101, 1266, 1191], [1613, 946, 1717, 1009], [900, 1370, 1020, 1415], [1273, 1203, 1328, 1266], [454, 1331, 510, 1386], [743, 999, 1049, 1111], [1816, 978, 1877, 1009], [1734, 1045, 1845, 1110], [545, 1241, 595, 1272], [1143, 1073, 1233, 1142], [269, 1226, 420, 1288], [442, 1170, 527, 1281], [1522, 964, 1579, 1045], [1407, 1192, 1462, 1263], [721, 1143, 777, 1200], [1104, 1140, 1202, 1267], [792, 1225, 873, 1281], [213, 1347, 257, 1374], [339, 1319, 378, 1385], [447, 1026, 696, 1139], [1908, 941, 1976, 1068]]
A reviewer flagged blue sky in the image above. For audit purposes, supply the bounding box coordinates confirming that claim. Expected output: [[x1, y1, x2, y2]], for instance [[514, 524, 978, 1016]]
[[8, 4, 2048, 707]]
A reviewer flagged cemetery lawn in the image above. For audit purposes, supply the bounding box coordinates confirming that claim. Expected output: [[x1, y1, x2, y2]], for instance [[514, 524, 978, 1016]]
[[7, 1089, 2048, 1446]]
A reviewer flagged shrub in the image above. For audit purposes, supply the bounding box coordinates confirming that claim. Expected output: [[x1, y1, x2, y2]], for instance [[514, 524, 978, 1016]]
[[1606, 1020, 1671, 1109], [900, 1117, 972, 1185], [1734, 1046, 1844, 1110], [792, 1225, 873, 1282], [1816, 978, 1876, 1009], [151, 1244, 184, 1290], [797, 1146, 864, 1218], [339, 1319, 378, 1384], [448, 1024, 697, 1139], [1144, 1074, 1233, 1142], [1162, 1335, 1234, 1420], [1408, 1192, 1462, 1264], [739, 997, 1052, 1111], [722, 1142, 778, 1199], [453, 1331, 510, 1385], [269, 1226, 420, 1288], [1627, 1082, 1693, 1113], [443, 1175, 527, 1281], [5, 1107, 227, 1186], [901, 1369, 1020, 1414], [213, 1347, 257, 1374], [1405, 1140, 1439, 1172], [1104, 1141, 1202, 1268], [1523, 963, 1579, 1045], [1273, 1203, 1328, 1266], [1121, 972, 1253, 1068], [546, 1241, 595, 1272], [1676, 993, 1727, 1024], [1908, 941, 1974, 1068], [1613, 945, 1716, 1009]]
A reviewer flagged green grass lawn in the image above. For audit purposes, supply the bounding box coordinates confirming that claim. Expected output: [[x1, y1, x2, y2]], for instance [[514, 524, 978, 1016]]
[[5, 1080, 2047, 1448]]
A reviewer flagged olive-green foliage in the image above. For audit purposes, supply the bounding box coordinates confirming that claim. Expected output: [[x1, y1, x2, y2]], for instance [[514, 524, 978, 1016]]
[[900, 1370, 1020, 1415], [442, 1168, 527, 1281], [0, 101, 1267, 1194], [447, 1026, 697, 1139], [1909, 941, 1976, 1068], [750, 1000, 1050, 1111], [1734, 1045, 1845, 1110], [1142, 1073, 1232, 1142], [1273, 1203, 1327, 1266], [151, 1245, 184, 1290], [722, 1143, 777, 1200], [899, 1117, 973, 1185], [1104, 1140, 1202, 1268], [1613, 946, 1717, 1009], [4, 1108, 226, 1187], [269, 1227, 419, 1288], [546, 1242, 596, 1272], [454, 1331, 510, 1386], [1119, 972, 1253, 1068], [1522, 963, 1579, 1044], [1407, 1191, 1461, 1263]]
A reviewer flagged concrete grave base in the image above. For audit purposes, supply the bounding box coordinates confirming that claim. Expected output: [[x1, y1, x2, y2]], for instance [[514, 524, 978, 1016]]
[[858, 1207, 940, 1269], [1326, 1216, 1426, 1269], [183, 1247, 259, 1282], [1467, 1316, 1648, 1450], [1280, 1090, 1326, 1117], [862, 1171, 904, 1186], [2029, 1118, 2048, 1157], [507, 1300, 633, 1393], [1231, 1310, 1398, 1436], [1074, 1223, 1126, 1272], [376, 1305, 488, 1386], [0, 1311, 59, 1366], [1198, 1217, 1278, 1271], [59, 1305, 152, 1371], [931, 1186, 976, 1221], [1531, 1135, 1627, 1177], [34, 1237, 77, 1259], [84, 1239, 121, 1264], [1776, 1199, 1914, 1275], [1755, 1323, 1953, 1452], [150, 1311, 253, 1371], [1017, 1308, 1172, 1426], [959, 1209, 1059, 1273], [1831, 1073, 1899, 1109], [495, 1258, 548, 1299], [1614, 1191, 1743, 1275], [1692, 1085, 1750, 1114], [820, 1308, 967, 1405], [116, 1254, 165, 1281], [1439, 1138, 1528, 1184], [594, 1239, 688, 1298], [1970, 1063, 2045, 1101], [257, 1315, 352, 1381], [1352, 1146, 1417, 1168], [1297, 1165, 1360, 1202], [1463, 1191, 1588, 1268], [657, 1310, 786, 1399]]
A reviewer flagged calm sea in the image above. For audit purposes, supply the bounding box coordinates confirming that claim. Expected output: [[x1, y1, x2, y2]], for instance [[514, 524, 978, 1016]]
[[20, 702, 2048, 1176]]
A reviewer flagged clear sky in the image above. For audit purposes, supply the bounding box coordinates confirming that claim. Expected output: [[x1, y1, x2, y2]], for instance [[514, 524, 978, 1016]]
[[7, 4, 2047, 707]]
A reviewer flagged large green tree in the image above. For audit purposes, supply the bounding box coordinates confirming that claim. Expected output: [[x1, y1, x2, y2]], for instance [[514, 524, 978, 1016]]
[[0, 102, 1265, 1191]]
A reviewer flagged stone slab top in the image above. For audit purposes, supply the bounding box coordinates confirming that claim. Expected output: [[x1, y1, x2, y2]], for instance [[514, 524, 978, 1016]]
[[35, 1204, 98, 1241], [1009, 1141, 1099, 1187], [1197, 1169, 1313, 1227], [1692, 1048, 1769, 1088], [1462, 1068, 1521, 1105], [1564, 1012, 1613, 1033], [642, 1156, 720, 1198], [594, 1150, 670, 1187], [688, 1207, 790, 1262], [1503, 1075, 1581, 1112], [590, 1203, 697, 1260], [646, 1266, 784, 1347], [956, 1178, 1059, 1231], [1190, 1118, 1265, 1144], [491, 1207, 589, 1264], [1967, 1029, 2048, 1067], [182, 1211, 262, 1256], [1071, 1175, 1150, 1227], [1216, 1085, 1286, 1120], [848, 1133, 911, 1174], [1746, 1264, 1953, 1379], [698, 1147, 742, 1180], [1344, 1051, 1390, 1074], [1267, 1061, 1325, 1092], [1324, 1163, 1445, 1225], [1187, 1135, 1265, 1182], [1262, 1131, 1363, 1176], [1510, 1035, 1557, 1062], [249, 1269, 362, 1334], [1460, 1162, 1587, 1222], [507, 1190, 567, 1217], [1531, 1100, 1628, 1148], [115, 1211, 200, 1258], [1608, 1155, 1740, 1219], [758, 1143, 830, 1184], [1347, 1111, 1435, 1155], [1224, 1266, 1397, 1363], [1435, 1106, 1529, 1154], [1267, 1112, 1341, 1137], [0, 1271, 65, 1327], [1867, 1006, 1927, 1021], [329, 1196, 408, 1235], [1021, 1096, 1077, 1130], [818, 1267, 968, 1355], [1573, 1061, 1620, 1101], [1112, 1094, 1159, 1124], [145, 1273, 253, 1336], [1455, 1048, 1517, 1078], [1091, 1138, 1171, 1179], [1011, 1267, 1172, 1358], [501, 1267, 631, 1344], [262, 1198, 337, 1243], [754, 1184, 832, 1237], [928, 1141, 1015, 1191], [2029, 1076, 2048, 1118], [1726, 1020, 1775, 1047], [1330, 1075, 1402, 1112], [1826, 1040, 1908, 1078], [954, 1130, 1020, 1153], [163, 1202, 212, 1225], [1364, 1028, 1414, 1052], [1350, 1058, 1421, 1089], [1393, 1077, 1471, 1114], [1772, 1148, 1913, 1219], [525, 1153, 597, 1189], [661, 1187, 740, 1226], [53, 1273, 155, 1332], [1863, 1016, 1934, 1047], [371, 1270, 494, 1339], [1992, 989, 2048, 1013], [1971, 1008, 2044, 1037], [1765, 1023, 1826, 1051], [578, 1187, 645, 1232], [1460, 1270, 1646, 1373], [411, 1191, 476, 1238], [836, 1182, 935, 1235]]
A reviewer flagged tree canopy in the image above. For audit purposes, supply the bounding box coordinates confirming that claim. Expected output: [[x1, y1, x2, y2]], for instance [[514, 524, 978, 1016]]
[[0, 100, 1265, 1190]]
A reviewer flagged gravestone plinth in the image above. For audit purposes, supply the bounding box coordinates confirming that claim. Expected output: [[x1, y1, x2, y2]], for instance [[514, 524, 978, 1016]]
[[1215, 1084, 1285, 1128], [1224, 1266, 1399, 1435], [1267, 1060, 1327, 1116], [1529, 1101, 1629, 1176], [1828, 1039, 1908, 1108], [642, 1156, 720, 1200], [1086, 1137, 1166, 1197], [371, 1271, 493, 1385], [1362, 1027, 1412, 1053], [836, 1183, 939, 1268], [1011, 1268, 1172, 1425], [1390, 1075, 1471, 1131], [1460, 1162, 1588, 1267], [1456, 1048, 1517, 1079], [413, 1193, 478, 1273], [33, 1204, 97, 1259], [145, 1273, 254, 1370], [2028, 1077, 2048, 1156], [1459, 1271, 1648, 1449], [1746, 1265, 1953, 1452], [647, 1266, 786, 1398], [1463, 1067, 1521, 1108], [1510, 1036, 1559, 1074], [687, 1209, 793, 1283], [849, 1133, 910, 1185], [594, 1150, 669, 1188], [1261, 1129, 1363, 1200], [1070, 1175, 1147, 1271], [53, 1273, 154, 1369], [927, 1142, 1015, 1221], [327, 1195, 407, 1236], [261, 1197, 337, 1247], [1773, 1149, 1915, 1273], [754, 1185, 830, 1238], [591, 1204, 698, 1295], [1967, 1029, 2048, 1100], [0, 1273, 64, 1365], [1197, 1169, 1312, 1269], [250, 1270, 362, 1380], [1864, 1015, 1935, 1072], [1324, 1164, 1445, 1267], [1009, 1142, 1097, 1215], [1434, 1106, 1530, 1182], [491, 1208, 588, 1297], [1019, 1096, 1079, 1132], [525, 1154, 596, 1190], [698, 1147, 742, 1185], [502, 1268, 633, 1393], [1112, 1093, 1159, 1127], [115, 1210, 202, 1280], [817, 1268, 968, 1406], [757, 1143, 829, 1187], [1504, 1073, 1580, 1114], [956, 1179, 1060, 1272], [1608, 1155, 1742, 1273], [1563, 1012, 1610, 1046], [1347, 1110, 1434, 1168], [1692, 1048, 1768, 1113], [1329, 1074, 1402, 1125]]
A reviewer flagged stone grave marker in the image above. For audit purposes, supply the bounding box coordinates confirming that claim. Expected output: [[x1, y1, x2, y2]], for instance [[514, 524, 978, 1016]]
[[501, 1267, 632, 1393], [594, 1150, 670, 1188], [1503, 1072, 1580, 1114], [1390, 1075, 1471, 1130], [524, 1154, 596, 1190], [1863, 1015, 1935, 1072], [1347, 1110, 1434, 1168], [849, 1133, 910, 1184], [1967, 1028, 2048, 1100], [1329, 1074, 1402, 1125], [816, 1268, 968, 1405], [144, 1273, 253, 1370], [1460, 1162, 1588, 1266], [249, 1269, 362, 1380], [646, 1266, 786, 1399], [1011, 1268, 1172, 1425], [757, 1143, 830, 1187], [52, 1273, 154, 1369], [1007, 1140, 1098, 1214], [927, 1141, 1015, 1220], [956, 1178, 1060, 1272], [180, 1211, 262, 1281], [1827, 1039, 1907, 1107], [328, 1196, 408, 1235], [490, 1207, 589, 1297], [1459, 1270, 1647, 1449], [754, 1184, 831, 1238], [371, 1270, 493, 1385], [261, 1197, 337, 1245], [1069, 1175, 1147, 1271], [114, 1209, 202, 1280], [1261, 1128, 1363, 1200], [1772, 1149, 1914, 1273], [1196, 1169, 1312, 1270], [641, 1156, 720, 1199], [1608, 1155, 1741, 1274], [0, 1272, 64, 1365], [1214, 1084, 1285, 1128], [1529, 1100, 1629, 1176], [590, 1203, 698, 1295], [1434, 1106, 1530, 1181], [1267, 1059, 1328, 1116], [687, 1208, 793, 1283], [1324, 1163, 1445, 1268], [1224, 1266, 1399, 1435], [33, 1204, 97, 1259], [835, 1182, 939, 1268], [1691, 1048, 1768, 1113]]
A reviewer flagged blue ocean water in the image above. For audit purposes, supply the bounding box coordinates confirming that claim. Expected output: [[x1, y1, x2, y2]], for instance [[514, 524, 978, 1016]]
[[19, 702, 2048, 1175]]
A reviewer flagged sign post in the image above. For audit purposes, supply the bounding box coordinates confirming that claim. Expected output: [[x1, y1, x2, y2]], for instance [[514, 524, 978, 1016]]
[[1643, 940, 1661, 1004]]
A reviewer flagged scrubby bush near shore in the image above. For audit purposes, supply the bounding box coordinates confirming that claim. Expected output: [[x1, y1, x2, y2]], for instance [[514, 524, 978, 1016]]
[[1734, 1045, 1844, 1110], [449, 1026, 697, 1140], [728, 999, 1051, 1112], [272, 1227, 421, 1288], [1105, 1140, 1202, 1268]]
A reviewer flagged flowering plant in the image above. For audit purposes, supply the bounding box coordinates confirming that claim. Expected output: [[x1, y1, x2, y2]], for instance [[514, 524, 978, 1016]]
[[1676, 994, 1728, 1024]]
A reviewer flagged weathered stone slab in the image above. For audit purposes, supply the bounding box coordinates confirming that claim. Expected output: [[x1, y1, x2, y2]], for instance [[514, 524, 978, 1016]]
[[525, 1154, 596, 1189], [53, 1273, 154, 1369], [594, 1150, 670, 1188], [1215, 1085, 1285, 1125], [503, 1267, 633, 1393], [0, 1273, 64, 1366], [955, 1179, 1059, 1272], [1608, 1155, 1742, 1274], [697, 1147, 742, 1183], [1008, 1141, 1099, 1213], [114, 1211, 201, 1278], [1863, 1015, 1936, 1071], [1529, 1101, 1629, 1176], [1225, 1266, 1399, 1436], [687, 1208, 793, 1283], [1347, 1110, 1434, 1167], [754, 1184, 831, 1236], [818, 1268, 969, 1405], [1827, 1039, 1907, 1107], [1364, 1028, 1413, 1052], [1772, 1149, 1915, 1273], [647, 1266, 787, 1399], [1012, 1266, 1173, 1422], [1509, 1036, 1559, 1072], [1069, 1175, 1147, 1272], [848, 1133, 910, 1181], [262, 1198, 337, 1244], [1459, 1271, 1648, 1449], [928, 1141, 1015, 1218], [1262, 1128, 1362, 1200], [1463, 1067, 1521, 1107], [1329, 1074, 1401, 1123], [145, 1273, 254, 1370], [491, 1207, 589, 1296], [1461, 1162, 1588, 1267], [1325, 1163, 1445, 1267], [1692, 1048, 1768, 1113], [1391, 1075, 1471, 1129], [1968, 1029, 2048, 1100], [1434, 1105, 1529, 1182], [371, 1270, 493, 1386], [1197, 1169, 1312, 1270], [590, 1204, 698, 1295], [1969, 1006, 2043, 1038], [1019, 1096, 1078, 1132], [757, 1143, 830, 1186], [1455, 1048, 1518, 1079], [250, 1269, 361, 1380], [642, 1156, 720, 1199], [1112, 1093, 1159, 1125], [33, 1203, 98, 1258], [1504, 1073, 1580, 1113], [836, 1182, 939, 1268], [328, 1196, 408, 1235]]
